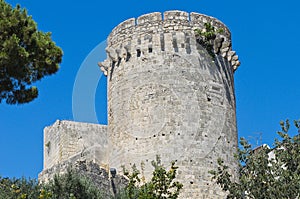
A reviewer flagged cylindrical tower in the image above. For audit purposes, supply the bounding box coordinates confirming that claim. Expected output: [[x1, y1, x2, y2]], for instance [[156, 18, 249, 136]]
[[99, 11, 240, 198]]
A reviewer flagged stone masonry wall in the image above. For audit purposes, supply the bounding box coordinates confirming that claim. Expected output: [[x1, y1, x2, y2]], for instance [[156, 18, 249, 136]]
[[43, 120, 108, 170], [99, 11, 240, 198]]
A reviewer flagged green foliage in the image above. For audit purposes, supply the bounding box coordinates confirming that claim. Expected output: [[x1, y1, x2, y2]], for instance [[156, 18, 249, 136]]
[[120, 156, 183, 199], [0, 169, 103, 199], [210, 119, 300, 199], [0, 160, 182, 199], [194, 23, 223, 59], [0, 0, 62, 104], [43, 168, 103, 199], [0, 176, 41, 199]]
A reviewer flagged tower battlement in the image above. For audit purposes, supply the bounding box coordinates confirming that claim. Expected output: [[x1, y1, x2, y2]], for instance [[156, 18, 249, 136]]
[[108, 11, 231, 44], [99, 11, 240, 76]]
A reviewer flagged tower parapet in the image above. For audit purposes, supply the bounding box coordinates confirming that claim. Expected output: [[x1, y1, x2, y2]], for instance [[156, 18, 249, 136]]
[[99, 11, 240, 76], [100, 11, 240, 198]]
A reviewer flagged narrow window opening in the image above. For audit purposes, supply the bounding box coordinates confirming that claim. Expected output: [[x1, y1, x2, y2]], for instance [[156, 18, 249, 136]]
[[109, 61, 116, 81], [126, 52, 131, 62], [148, 47, 153, 53], [137, 49, 141, 57], [172, 33, 178, 52], [185, 33, 191, 54], [160, 33, 165, 51], [117, 57, 122, 66]]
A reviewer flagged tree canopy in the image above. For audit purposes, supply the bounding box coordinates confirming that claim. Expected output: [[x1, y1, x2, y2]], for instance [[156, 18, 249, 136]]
[[0, 0, 62, 104], [210, 119, 300, 199]]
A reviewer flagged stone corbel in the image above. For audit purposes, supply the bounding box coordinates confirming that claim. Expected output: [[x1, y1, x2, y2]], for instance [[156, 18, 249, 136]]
[[226, 50, 240, 71], [219, 40, 240, 72], [106, 47, 118, 62], [116, 47, 127, 62], [98, 59, 110, 76], [213, 37, 224, 54]]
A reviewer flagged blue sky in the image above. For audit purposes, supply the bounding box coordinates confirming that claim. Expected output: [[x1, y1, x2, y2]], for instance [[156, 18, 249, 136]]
[[1, 0, 299, 179]]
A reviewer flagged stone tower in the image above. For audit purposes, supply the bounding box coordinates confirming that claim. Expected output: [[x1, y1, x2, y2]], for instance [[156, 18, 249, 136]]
[[99, 10, 240, 198]]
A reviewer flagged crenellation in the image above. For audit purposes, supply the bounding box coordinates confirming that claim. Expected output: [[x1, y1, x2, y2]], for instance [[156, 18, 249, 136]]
[[109, 18, 135, 37], [137, 12, 162, 25], [190, 12, 230, 38], [164, 10, 189, 21], [101, 11, 241, 77]]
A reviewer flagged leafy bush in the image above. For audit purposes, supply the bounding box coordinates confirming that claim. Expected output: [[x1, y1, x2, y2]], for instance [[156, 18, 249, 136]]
[[0, 158, 182, 199], [43, 168, 103, 199], [0, 176, 40, 199], [0, 169, 103, 199], [120, 156, 183, 199], [210, 119, 300, 199], [194, 22, 223, 59]]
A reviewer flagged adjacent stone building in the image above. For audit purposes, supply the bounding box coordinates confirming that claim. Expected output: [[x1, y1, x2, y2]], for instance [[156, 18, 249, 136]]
[[40, 10, 240, 198]]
